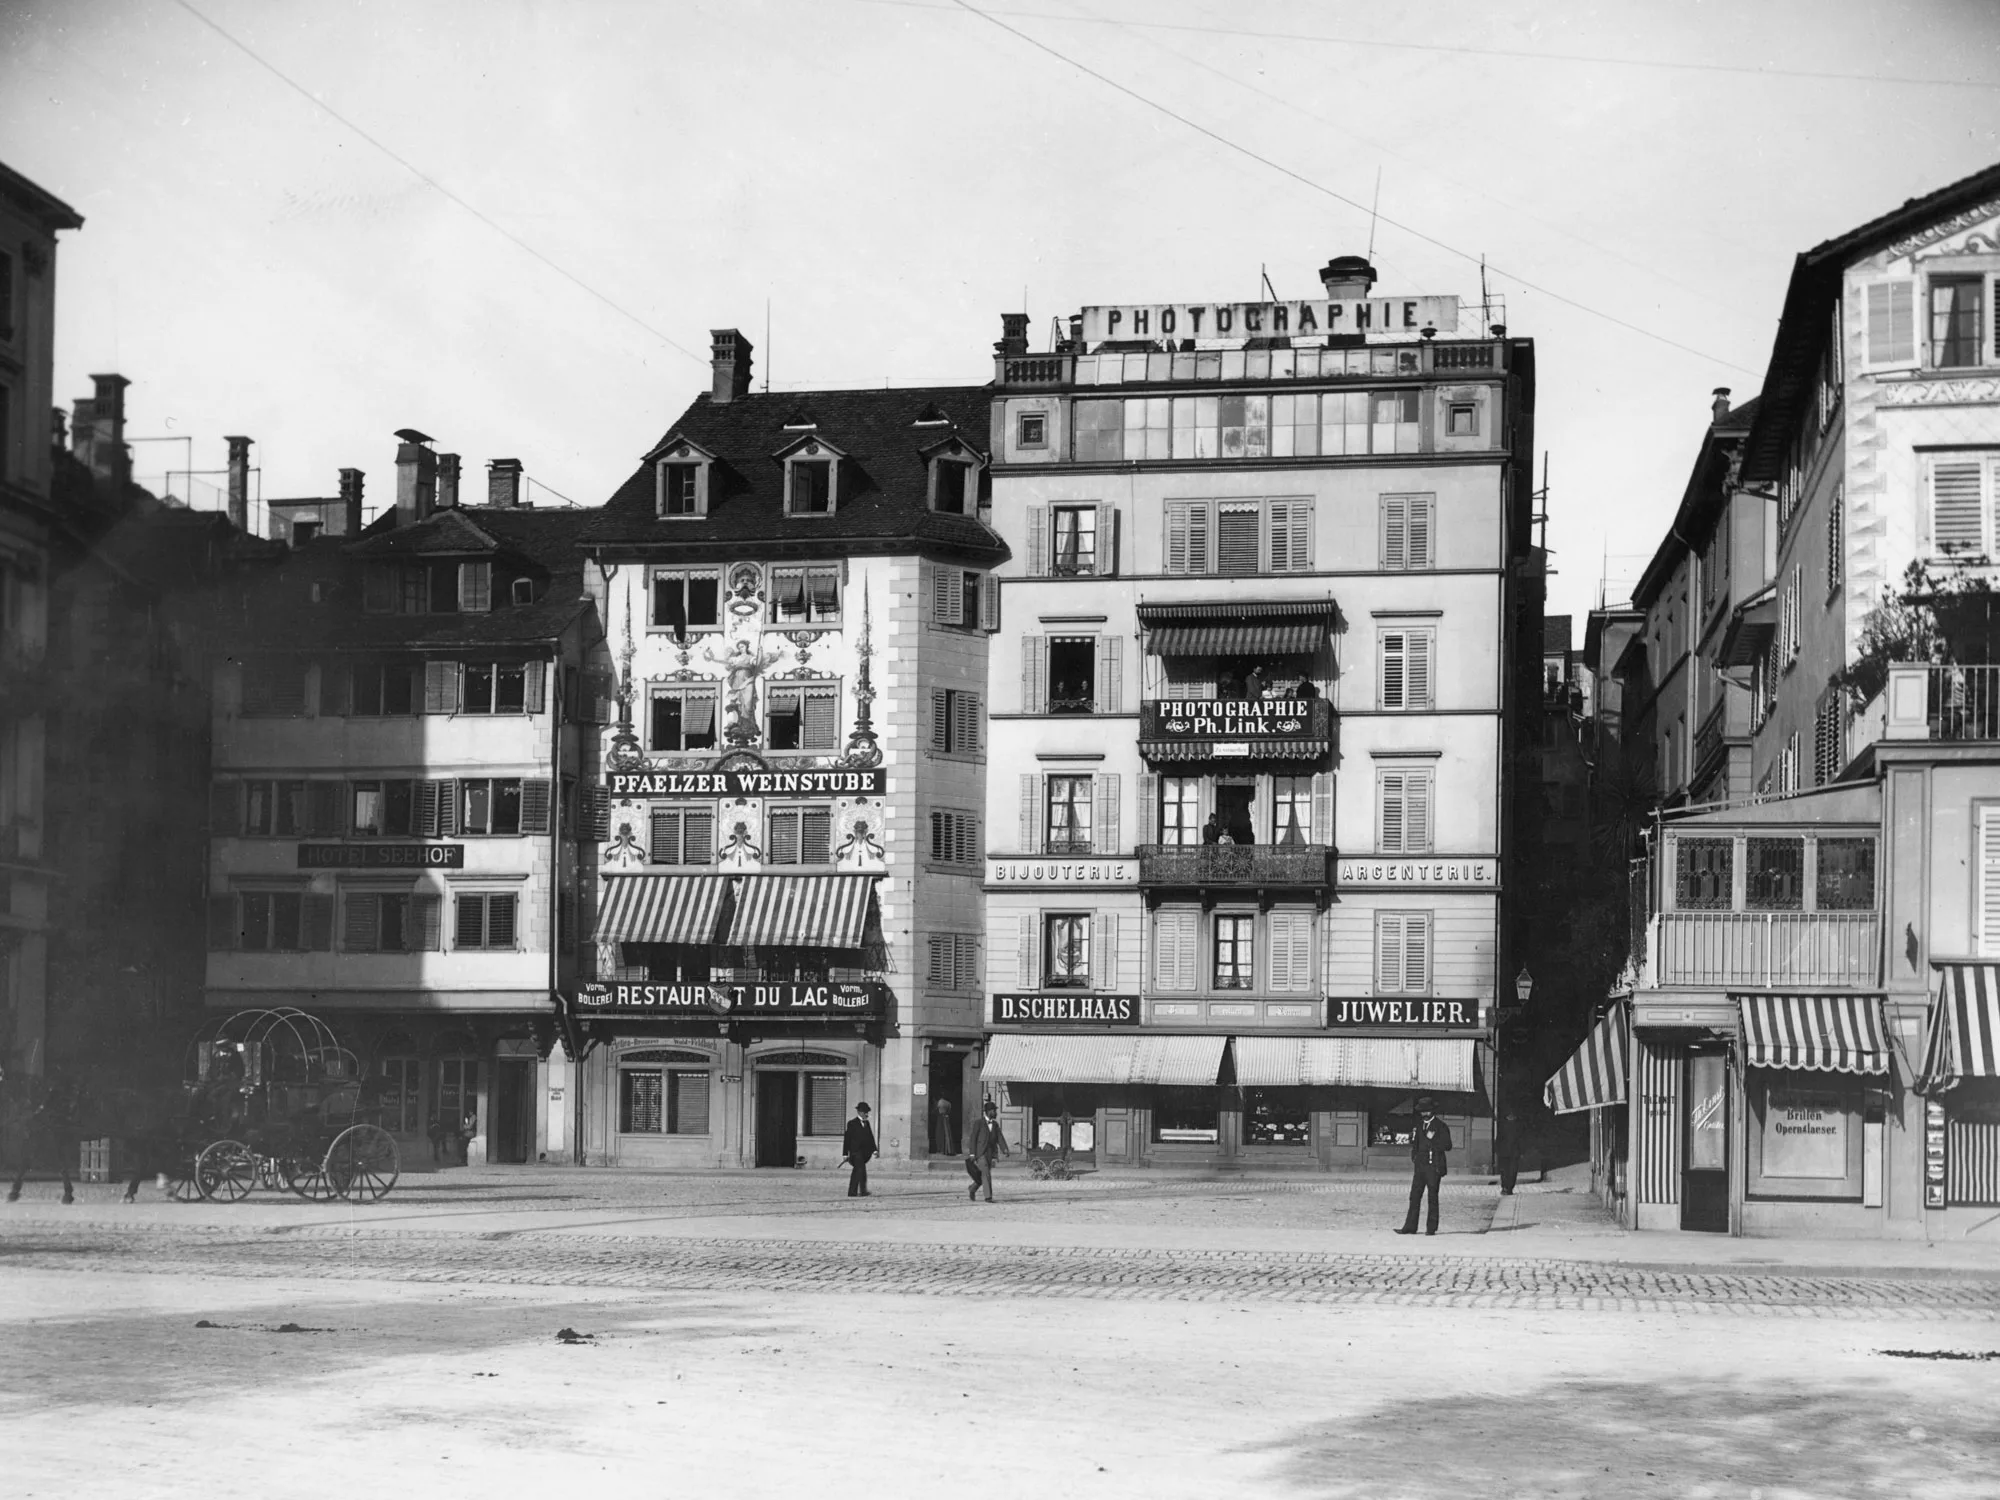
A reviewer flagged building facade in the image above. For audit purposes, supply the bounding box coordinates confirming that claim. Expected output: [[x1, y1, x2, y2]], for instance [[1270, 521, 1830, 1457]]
[[572, 334, 1004, 1169], [980, 259, 1540, 1171]]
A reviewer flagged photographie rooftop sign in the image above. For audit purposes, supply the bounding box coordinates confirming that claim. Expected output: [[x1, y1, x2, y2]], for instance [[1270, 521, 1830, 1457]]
[[608, 768, 887, 800], [1078, 296, 1459, 345], [1152, 700, 1316, 740]]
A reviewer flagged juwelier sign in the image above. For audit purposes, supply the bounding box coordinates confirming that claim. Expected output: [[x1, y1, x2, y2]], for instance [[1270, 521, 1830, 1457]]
[[1326, 998, 1480, 1029]]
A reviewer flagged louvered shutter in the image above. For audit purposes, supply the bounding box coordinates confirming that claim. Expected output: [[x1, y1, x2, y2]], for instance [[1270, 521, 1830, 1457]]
[[1382, 497, 1407, 569], [459, 561, 492, 613], [344, 893, 379, 952], [1311, 772, 1335, 853], [1094, 503, 1118, 576], [1095, 634, 1123, 714], [1408, 499, 1433, 568], [521, 778, 552, 835], [524, 659, 547, 713], [1407, 772, 1432, 852], [1137, 772, 1158, 845], [317, 662, 349, 717], [927, 935, 948, 985], [1187, 502, 1210, 573], [1375, 913, 1404, 992], [1268, 911, 1309, 991], [586, 785, 611, 842], [424, 660, 460, 714], [435, 779, 461, 837], [414, 895, 442, 952], [1380, 772, 1407, 852], [210, 781, 240, 836], [308, 781, 343, 836], [1929, 459, 1985, 555], [1023, 635, 1049, 714], [1020, 774, 1042, 853], [1154, 910, 1195, 991], [956, 935, 979, 991], [1166, 503, 1189, 574], [1095, 909, 1118, 989], [1381, 633, 1406, 709], [1018, 911, 1040, 989], [1027, 506, 1048, 576], [1980, 807, 2000, 957], [954, 692, 979, 753], [1409, 632, 1433, 709], [982, 574, 1001, 632], [207, 895, 236, 950], [932, 567, 963, 625], [1094, 773, 1120, 855], [1404, 914, 1431, 993], [490, 893, 517, 948], [455, 894, 485, 949], [417, 781, 441, 838], [1862, 279, 1917, 371], [931, 690, 950, 751]]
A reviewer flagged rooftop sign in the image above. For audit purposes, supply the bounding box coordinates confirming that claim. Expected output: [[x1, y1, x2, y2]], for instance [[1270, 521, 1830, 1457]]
[[1079, 297, 1459, 346]]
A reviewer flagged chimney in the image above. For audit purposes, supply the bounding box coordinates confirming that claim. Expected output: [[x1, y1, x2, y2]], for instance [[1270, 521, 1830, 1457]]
[[996, 313, 1030, 358], [393, 429, 438, 527], [89, 374, 130, 490], [1318, 255, 1378, 299], [487, 458, 523, 508], [49, 407, 67, 453], [68, 397, 92, 463], [1711, 387, 1732, 424], [224, 435, 252, 533], [710, 328, 754, 404], [339, 468, 365, 537], [437, 452, 461, 510]]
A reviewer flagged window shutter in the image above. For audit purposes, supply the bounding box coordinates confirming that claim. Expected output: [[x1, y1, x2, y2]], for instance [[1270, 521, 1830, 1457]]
[[1312, 772, 1334, 851], [317, 662, 349, 717], [982, 573, 1001, 632], [955, 691, 980, 753], [210, 781, 240, 837], [1268, 911, 1307, 991], [524, 659, 547, 714], [586, 785, 611, 842], [1375, 913, 1404, 992], [490, 893, 517, 948], [1166, 503, 1189, 574], [435, 779, 461, 836], [1404, 914, 1431, 993], [1929, 459, 1985, 555], [1027, 506, 1048, 576], [1409, 498, 1433, 568], [414, 895, 442, 952], [1187, 502, 1210, 573], [455, 894, 485, 949], [1094, 503, 1118, 576], [302, 893, 334, 951], [1408, 632, 1434, 709], [207, 894, 236, 949], [1408, 772, 1432, 853], [1137, 772, 1158, 845], [1018, 911, 1040, 989], [1154, 910, 1195, 991], [932, 567, 963, 625], [308, 780, 343, 836], [1095, 909, 1118, 989], [931, 690, 950, 752], [459, 561, 492, 613], [1380, 772, 1407, 852], [424, 660, 460, 714], [957, 935, 979, 991], [417, 780, 441, 838], [1094, 773, 1120, 855], [1980, 807, 2000, 958], [1381, 633, 1406, 709], [1020, 774, 1041, 853], [521, 778, 552, 835], [1862, 278, 1918, 371], [1095, 634, 1123, 714], [927, 935, 947, 985], [343, 893, 379, 952], [1382, 497, 1407, 569], [1023, 635, 1049, 714]]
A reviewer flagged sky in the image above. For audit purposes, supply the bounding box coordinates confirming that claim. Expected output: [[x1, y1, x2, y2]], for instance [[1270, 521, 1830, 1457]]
[[4, 0, 2000, 628]]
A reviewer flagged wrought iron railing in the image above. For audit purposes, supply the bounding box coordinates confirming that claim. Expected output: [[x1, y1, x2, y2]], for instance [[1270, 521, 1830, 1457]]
[[1137, 842, 1334, 886]]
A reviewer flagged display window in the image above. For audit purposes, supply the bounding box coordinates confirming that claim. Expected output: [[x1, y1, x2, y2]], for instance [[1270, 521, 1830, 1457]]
[[1746, 1074, 1864, 1200], [1151, 1089, 1220, 1145], [1368, 1111, 1415, 1147], [1243, 1089, 1311, 1146]]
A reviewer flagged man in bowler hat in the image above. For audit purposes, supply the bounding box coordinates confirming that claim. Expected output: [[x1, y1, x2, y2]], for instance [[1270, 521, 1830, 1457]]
[[842, 1101, 878, 1197], [966, 1099, 1009, 1202], [1395, 1097, 1452, 1235]]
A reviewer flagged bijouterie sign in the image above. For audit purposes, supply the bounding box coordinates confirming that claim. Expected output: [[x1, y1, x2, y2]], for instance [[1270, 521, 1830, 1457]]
[[1152, 700, 1316, 739], [1327, 998, 1478, 1029], [1079, 297, 1459, 343], [608, 769, 887, 799], [991, 993, 1141, 1025], [573, 979, 887, 1017], [986, 859, 1137, 887], [297, 843, 465, 869]]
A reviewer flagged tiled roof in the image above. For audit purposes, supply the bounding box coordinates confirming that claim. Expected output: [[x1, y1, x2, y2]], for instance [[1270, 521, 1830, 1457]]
[[348, 506, 501, 557], [582, 384, 1008, 563]]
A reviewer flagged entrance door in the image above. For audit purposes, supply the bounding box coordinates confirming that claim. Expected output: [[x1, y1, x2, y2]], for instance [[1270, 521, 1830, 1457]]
[[926, 1051, 966, 1155], [755, 1071, 799, 1167], [492, 1059, 534, 1164], [1682, 1050, 1729, 1232]]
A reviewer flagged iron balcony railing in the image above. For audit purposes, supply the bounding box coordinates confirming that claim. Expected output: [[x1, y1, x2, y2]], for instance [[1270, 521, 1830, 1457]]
[[1137, 842, 1335, 886], [993, 340, 1509, 391], [1926, 664, 2000, 741], [1649, 911, 1879, 988]]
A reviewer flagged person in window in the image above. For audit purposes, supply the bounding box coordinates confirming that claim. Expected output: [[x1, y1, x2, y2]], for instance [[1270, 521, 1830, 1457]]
[[966, 1098, 1010, 1202], [842, 1101, 878, 1197], [1202, 813, 1224, 845], [1297, 677, 1319, 702], [1245, 664, 1268, 701], [1395, 1097, 1452, 1236]]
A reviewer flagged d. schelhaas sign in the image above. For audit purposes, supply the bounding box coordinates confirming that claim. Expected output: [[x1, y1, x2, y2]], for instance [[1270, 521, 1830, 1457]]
[[1327, 998, 1479, 1029], [574, 979, 887, 1019], [1153, 700, 1315, 740], [991, 993, 1142, 1026], [298, 843, 464, 869], [607, 768, 887, 799]]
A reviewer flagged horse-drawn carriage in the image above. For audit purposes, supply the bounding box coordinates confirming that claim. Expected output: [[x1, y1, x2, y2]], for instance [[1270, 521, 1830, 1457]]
[[180, 1008, 400, 1202]]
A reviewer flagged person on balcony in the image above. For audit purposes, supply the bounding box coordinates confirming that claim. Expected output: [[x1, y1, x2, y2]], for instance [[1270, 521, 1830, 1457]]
[[1202, 813, 1224, 845]]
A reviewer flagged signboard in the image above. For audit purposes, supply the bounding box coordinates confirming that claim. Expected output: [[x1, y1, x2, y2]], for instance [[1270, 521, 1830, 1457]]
[[1760, 1087, 1851, 1180], [986, 858, 1137, 887], [991, 993, 1141, 1026], [1926, 1099, 1948, 1209], [297, 843, 464, 869], [1079, 297, 1459, 344], [1327, 998, 1479, 1029], [1151, 700, 1316, 740], [1337, 858, 1498, 889], [609, 769, 886, 800], [573, 979, 887, 1019]]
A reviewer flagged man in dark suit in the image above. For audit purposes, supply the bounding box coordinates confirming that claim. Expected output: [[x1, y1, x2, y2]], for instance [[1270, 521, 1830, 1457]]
[[1395, 1096, 1452, 1236], [966, 1099, 1009, 1202], [841, 1101, 878, 1197]]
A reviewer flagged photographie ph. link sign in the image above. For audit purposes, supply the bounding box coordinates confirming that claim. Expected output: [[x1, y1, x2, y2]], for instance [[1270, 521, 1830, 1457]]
[[1151, 700, 1317, 740]]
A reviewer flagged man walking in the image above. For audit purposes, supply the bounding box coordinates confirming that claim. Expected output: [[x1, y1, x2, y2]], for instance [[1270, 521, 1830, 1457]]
[[1395, 1096, 1452, 1236], [841, 1101, 878, 1197], [965, 1099, 1009, 1202]]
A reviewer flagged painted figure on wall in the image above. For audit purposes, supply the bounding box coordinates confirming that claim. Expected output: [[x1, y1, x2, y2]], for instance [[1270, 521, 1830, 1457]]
[[704, 636, 786, 746]]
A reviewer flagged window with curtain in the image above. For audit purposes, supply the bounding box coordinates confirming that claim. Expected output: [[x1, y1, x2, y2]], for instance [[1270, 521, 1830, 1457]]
[[1044, 913, 1091, 988], [1045, 776, 1093, 854], [1160, 777, 1202, 846], [1213, 913, 1255, 990]]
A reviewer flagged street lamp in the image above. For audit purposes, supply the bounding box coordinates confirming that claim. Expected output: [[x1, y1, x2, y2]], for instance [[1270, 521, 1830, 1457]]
[[1514, 967, 1535, 1007]]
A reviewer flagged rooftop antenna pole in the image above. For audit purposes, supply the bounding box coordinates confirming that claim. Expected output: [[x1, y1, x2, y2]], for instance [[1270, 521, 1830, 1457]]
[[1260, 263, 1279, 303], [1481, 256, 1491, 330], [764, 299, 771, 393], [1366, 167, 1382, 262]]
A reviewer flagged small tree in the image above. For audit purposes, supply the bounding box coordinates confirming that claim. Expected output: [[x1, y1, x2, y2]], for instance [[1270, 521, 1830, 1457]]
[[1833, 561, 2000, 706]]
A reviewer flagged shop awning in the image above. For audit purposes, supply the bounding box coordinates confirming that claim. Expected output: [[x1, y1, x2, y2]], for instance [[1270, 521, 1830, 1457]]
[[1232, 1036, 1475, 1091], [1544, 1006, 1629, 1115], [1137, 599, 1336, 657], [1921, 965, 2000, 1092], [725, 875, 875, 949], [592, 875, 731, 945], [1736, 992, 1889, 1075], [981, 1033, 1227, 1085]]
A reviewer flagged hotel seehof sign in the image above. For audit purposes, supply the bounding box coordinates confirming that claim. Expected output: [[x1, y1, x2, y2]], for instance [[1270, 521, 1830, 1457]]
[[991, 994, 1482, 1031], [1078, 296, 1459, 345], [574, 979, 888, 1019]]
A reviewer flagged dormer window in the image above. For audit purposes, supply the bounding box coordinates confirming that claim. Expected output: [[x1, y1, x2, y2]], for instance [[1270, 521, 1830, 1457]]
[[652, 440, 712, 519], [789, 455, 833, 514], [511, 577, 535, 606], [932, 460, 971, 515]]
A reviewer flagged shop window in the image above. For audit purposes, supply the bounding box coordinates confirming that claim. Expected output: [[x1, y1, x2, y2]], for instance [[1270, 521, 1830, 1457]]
[[1159, 777, 1202, 846], [651, 807, 716, 865], [454, 892, 518, 950], [1244, 1088, 1311, 1146], [802, 1073, 846, 1135], [1748, 1075, 1864, 1199], [460, 778, 523, 835], [1674, 837, 1733, 910], [436, 1058, 478, 1137], [1151, 1090, 1220, 1145], [620, 1061, 711, 1134], [1746, 837, 1805, 910], [767, 806, 833, 865], [650, 569, 722, 637], [1816, 837, 1876, 910], [767, 684, 838, 751], [649, 687, 719, 753], [1213, 913, 1255, 990], [770, 565, 840, 625], [1034, 1109, 1094, 1154], [1368, 1111, 1416, 1147], [1043, 913, 1091, 988], [377, 1058, 422, 1135], [1047, 638, 1096, 714], [1044, 775, 1093, 854]]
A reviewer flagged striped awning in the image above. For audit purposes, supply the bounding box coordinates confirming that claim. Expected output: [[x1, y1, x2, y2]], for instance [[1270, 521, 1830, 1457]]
[[725, 875, 875, 949], [981, 1033, 1227, 1085], [1544, 1007, 1629, 1115], [1921, 965, 2000, 1093], [1736, 993, 1889, 1075], [1233, 1036, 1476, 1091], [1137, 599, 1336, 658], [592, 875, 731, 945]]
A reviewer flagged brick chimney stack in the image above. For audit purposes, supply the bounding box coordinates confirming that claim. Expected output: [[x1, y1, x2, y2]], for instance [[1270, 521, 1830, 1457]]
[[1711, 387, 1732, 424], [437, 452, 461, 510], [710, 329, 753, 404], [71, 374, 131, 489], [487, 458, 523, 508], [393, 429, 438, 527], [224, 435, 253, 532], [996, 313, 1030, 358], [1318, 255, 1378, 299], [339, 468, 365, 537]]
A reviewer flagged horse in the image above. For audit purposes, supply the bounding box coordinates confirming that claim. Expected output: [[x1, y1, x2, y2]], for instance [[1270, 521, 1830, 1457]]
[[2, 1072, 87, 1204]]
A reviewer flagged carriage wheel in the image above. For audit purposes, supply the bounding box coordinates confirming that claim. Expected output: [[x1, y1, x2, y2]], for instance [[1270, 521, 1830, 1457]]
[[196, 1141, 256, 1202], [326, 1125, 398, 1202], [165, 1154, 203, 1203], [278, 1153, 337, 1202], [1028, 1156, 1052, 1181]]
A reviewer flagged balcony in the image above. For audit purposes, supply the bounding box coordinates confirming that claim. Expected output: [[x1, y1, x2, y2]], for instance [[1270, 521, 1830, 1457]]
[[1139, 698, 1334, 762], [994, 340, 1508, 391], [1648, 911, 1879, 988], [1137, 842, 1334, 888], [1884, 663, 2000, 742]]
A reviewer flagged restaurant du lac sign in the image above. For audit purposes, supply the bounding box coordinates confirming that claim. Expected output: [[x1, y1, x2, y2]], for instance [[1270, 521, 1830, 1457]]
[[1151, 700, 1316, 741], [573, 979, 888, 1018]]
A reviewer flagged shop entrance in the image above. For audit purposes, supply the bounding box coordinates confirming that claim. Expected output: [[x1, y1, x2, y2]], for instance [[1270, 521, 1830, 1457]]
[[926, 1051, 966, 1155], [755, 1071, 799, 1167], [1681, 1049, 1729, 1232], [491, 1058, 535, 1164]]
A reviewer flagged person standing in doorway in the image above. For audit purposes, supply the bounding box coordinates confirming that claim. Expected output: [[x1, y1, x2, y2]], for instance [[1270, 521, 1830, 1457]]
[[966, 1099, 1009, 1202], [842, 1101, 878, 1197], [933, 1094, 956, 1156], [1395, 1097, 1452, 1236]]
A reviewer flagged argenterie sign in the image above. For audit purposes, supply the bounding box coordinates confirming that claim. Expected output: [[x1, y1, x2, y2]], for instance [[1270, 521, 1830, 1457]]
[[1079, 297, 1459, 344], [1336, 858, 1498, 889], [991, 993, 1141, 1026], [608, 769, 887, 799], [574, 980, 887, 1018]]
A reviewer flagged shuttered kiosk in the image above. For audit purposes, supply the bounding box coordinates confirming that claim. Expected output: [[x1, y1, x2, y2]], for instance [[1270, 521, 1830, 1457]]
[[1920, 965, 2000, 1207]]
